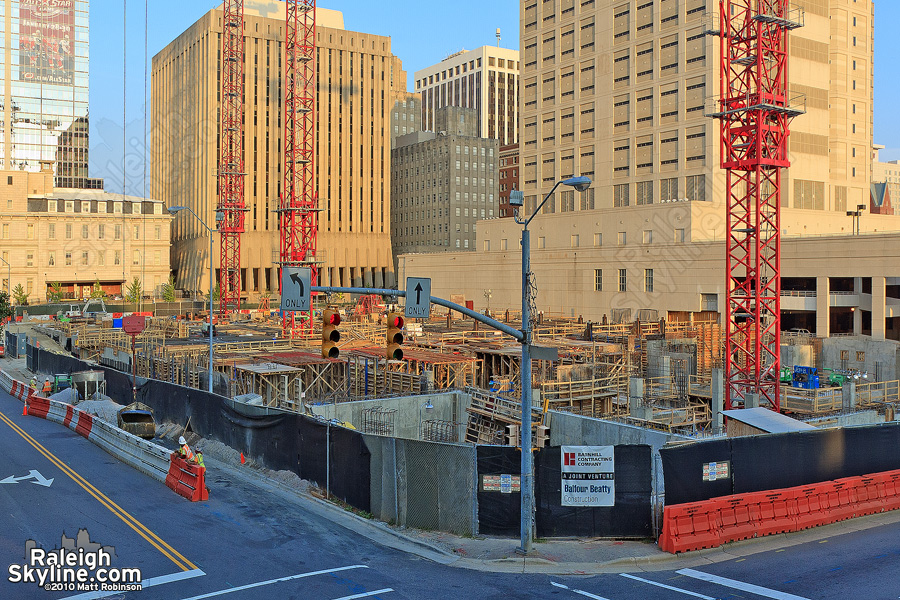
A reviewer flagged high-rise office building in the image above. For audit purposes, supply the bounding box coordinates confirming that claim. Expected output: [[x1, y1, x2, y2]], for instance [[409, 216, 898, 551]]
[[403, 1, 900, 340], [0, 0, 97, 188], [415, 45, 520, 146], [391, 107, 498, 255], [153, 2, 406, 297], [390, 91, 421, 149]]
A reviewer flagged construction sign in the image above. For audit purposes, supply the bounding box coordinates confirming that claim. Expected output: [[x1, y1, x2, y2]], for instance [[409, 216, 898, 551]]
[[561, 446, 615, 507]]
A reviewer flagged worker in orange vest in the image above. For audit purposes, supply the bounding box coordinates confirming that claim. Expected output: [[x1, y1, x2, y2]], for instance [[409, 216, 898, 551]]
[[41, 378, 52, 396], [176, 436, 194, 462]]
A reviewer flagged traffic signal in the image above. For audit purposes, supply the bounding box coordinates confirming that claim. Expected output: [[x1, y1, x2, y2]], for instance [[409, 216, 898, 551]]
[[322, 308, 341, 358], [386, 312, 404, 360]]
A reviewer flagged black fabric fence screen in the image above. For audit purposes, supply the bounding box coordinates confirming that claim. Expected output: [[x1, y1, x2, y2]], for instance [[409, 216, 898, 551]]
[[661, 423, 900, 506], [29, 347, 371, 513], [476, 445, 652, 538]]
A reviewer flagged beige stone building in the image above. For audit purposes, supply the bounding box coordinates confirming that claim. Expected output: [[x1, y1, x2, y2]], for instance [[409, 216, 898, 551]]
[[0, 165, 171, 303], [415, 45, 521, 146], [152, 2, 405, 298], [401, 0, 900, 340]]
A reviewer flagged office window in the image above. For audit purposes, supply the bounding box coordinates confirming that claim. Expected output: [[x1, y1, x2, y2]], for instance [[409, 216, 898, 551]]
[[642, 230, 653, 244], [1, 224, 7, 239], [618, 269, 627, 292], [48, 224, 56, 239], [65, 252, 73, 266], [98, 224, 105, 240], [82, 224, 89, 239], [114, 251, 121, 266], [98, 201, 107, 213], [81, 251, 89, 266], [65, 201, 74, 212], [155, 226, 161, 240], [115, 225, 122, 240], [98, 251, 105, 267], [26, 253, 34, 267], [617, 231, 627, 245], [701, 293, 718, 311], [114, 202, 122, 214], [48, 200, 58, 212], [134, 226, 140, 240], [644, 269, 654, 293], [594, 233, 602, 246], [594, 269, 602, 291], [538, 236, 546, 249], [571, 234, 580, 247], [48, 251, 56, 266], [81, 201, 90, 213], [27, 224, 34, 239]]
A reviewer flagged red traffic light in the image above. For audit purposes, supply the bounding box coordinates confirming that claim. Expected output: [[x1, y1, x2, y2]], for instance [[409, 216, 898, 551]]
[[387, 313, 404, 328], [326, 310, 341, 326]]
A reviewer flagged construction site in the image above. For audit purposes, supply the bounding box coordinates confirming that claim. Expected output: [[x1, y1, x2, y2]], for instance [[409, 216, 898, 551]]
[[10, 293, 900, 447]]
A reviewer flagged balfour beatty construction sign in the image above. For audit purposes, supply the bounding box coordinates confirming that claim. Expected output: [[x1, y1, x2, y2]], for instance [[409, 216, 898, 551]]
[[561, 446, 615, 507]]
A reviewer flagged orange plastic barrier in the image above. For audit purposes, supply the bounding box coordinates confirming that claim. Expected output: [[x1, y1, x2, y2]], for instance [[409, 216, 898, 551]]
[[793, 483, 829, 530], [658, 500, 721, 553], [751, 490, 796, 536], [164, 454, 209, 502], [717, 495, 757, 543], [660, 468, 900, 554]]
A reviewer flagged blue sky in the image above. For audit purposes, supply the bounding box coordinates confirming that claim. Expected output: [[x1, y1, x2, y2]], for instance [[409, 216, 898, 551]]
[[87, 0, 900, 194]]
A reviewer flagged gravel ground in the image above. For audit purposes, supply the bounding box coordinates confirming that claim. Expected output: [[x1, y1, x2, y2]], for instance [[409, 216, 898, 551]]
[[75, 398, 124, 426]]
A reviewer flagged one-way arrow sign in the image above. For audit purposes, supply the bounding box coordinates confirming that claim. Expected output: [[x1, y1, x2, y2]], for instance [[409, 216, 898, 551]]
[[0, 470, 54, 487], [404, 277, 432, 319]]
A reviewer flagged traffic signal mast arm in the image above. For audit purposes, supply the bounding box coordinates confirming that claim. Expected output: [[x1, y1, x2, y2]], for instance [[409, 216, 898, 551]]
[[310, 286, 524, 342]]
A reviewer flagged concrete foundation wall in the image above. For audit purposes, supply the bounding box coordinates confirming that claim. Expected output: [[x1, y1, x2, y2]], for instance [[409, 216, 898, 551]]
[[821, 336, 900, 380], [308, 391, 471, 442]]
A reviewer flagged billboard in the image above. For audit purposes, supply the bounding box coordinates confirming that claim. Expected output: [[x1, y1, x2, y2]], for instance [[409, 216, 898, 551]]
[[19, 0, 75, 85]]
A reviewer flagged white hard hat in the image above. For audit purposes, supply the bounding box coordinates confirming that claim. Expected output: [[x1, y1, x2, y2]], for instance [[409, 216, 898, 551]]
[[178, 436, 186, 445]]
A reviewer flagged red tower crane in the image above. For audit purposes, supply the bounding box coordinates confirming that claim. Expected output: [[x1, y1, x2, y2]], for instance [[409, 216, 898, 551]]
[[218, 0, 246, 313], [279, 0, 318, 337], [713, 0, 804, 411]]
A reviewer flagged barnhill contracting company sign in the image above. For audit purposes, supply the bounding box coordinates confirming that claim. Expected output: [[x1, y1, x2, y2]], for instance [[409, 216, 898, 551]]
[[561, 446, 615, 507]]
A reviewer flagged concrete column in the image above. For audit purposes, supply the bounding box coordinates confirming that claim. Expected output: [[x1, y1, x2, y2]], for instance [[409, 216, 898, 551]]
[[816, 276, 830, 338], [873, 276, 887, 340], [628, 377, 644, 412], [374, 268, 384, 289], [853, 307, 863, 335], [711, 368, 724, 431], [363, 268, 374, 289], [842, 382, 857, 410]]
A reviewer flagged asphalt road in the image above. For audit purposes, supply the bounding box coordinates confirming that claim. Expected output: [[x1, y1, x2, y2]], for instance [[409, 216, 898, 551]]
[[0, 386, 898, 600]]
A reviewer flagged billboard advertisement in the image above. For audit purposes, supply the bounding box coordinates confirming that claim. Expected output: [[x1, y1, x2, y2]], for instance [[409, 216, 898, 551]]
[[19, 0, 75, 85]]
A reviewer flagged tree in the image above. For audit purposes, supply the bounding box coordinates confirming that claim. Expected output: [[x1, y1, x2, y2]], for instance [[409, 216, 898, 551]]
[[90, 279, 106, 299], [206, 283, 221, 304], [48, 282, 63, 303], [12, 283, 28, 306], [0, 291, 12, 321], [162, 275, 177, 302], [125, 277, 142, 303]]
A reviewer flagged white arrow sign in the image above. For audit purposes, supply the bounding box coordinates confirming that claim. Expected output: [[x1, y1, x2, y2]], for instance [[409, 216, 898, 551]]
[[0, 470, 54, 487]]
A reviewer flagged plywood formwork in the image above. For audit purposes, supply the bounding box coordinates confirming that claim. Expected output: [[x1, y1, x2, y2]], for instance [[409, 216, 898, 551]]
[[347, 347, 477, 391], [464, 387, 543, 446], [230, 362, 304, 411]]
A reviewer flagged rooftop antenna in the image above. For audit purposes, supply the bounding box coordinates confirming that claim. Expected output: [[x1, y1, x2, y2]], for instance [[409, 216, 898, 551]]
[[496, 28, 501, 47]]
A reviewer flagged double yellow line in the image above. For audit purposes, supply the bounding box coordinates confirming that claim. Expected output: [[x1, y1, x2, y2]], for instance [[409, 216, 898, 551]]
[[0, 408, 197, 571]]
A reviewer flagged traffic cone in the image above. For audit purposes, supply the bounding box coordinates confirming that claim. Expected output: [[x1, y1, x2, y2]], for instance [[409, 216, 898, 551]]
[[240, 452, 245, 465], [22, 403, 28, 416]]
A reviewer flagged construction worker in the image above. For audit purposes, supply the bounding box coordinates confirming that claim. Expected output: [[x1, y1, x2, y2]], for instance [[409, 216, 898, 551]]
[[29, 376, 37, 392], [41, 378, 52, 396], [195, 446, 205, 469], [176, 436, 194, 462]]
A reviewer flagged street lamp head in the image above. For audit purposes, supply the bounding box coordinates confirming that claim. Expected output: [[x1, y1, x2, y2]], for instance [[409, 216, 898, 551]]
[[167, 205, 186, 215], [423, 400, 434, 411], [562, 176, 592, 192], [215, 210, 225, 225], [509, 189, 524, 207]]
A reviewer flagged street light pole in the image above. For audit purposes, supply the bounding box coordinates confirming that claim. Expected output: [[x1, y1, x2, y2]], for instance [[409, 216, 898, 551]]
[[512, 175, 591, 554], [168, 205, 219, 394]]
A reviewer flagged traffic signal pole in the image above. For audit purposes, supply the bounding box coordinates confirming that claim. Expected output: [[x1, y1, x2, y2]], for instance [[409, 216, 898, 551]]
[[310, 286, 524, 342]]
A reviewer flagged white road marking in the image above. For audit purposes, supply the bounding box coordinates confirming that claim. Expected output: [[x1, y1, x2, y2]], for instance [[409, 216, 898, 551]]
[[677, 568, 812, 600], [332, 589, 394, 600], [178, 565, 368, 600], [61, 568, 206, 600], [620, 573, 716, 599], [550, 580, 612, 600]]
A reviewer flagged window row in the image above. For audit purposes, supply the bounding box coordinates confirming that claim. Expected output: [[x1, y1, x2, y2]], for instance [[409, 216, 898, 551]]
[[593, 268, 656, 293]]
